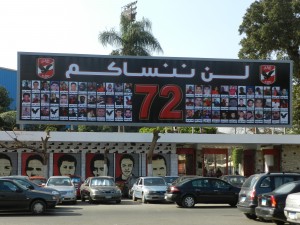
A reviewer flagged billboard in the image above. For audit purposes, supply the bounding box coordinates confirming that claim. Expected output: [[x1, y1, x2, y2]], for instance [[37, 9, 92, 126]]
[[17, 52, 293, 127]]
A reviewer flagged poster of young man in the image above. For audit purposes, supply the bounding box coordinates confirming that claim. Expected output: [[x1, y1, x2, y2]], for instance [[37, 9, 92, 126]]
[[147, 154, 171, 176], [0, 152, 18, 176], [53, 153, 81, 176], [115, 154, 139, 182], [85, 153, 114, 177], [21, 153, 45, 177]]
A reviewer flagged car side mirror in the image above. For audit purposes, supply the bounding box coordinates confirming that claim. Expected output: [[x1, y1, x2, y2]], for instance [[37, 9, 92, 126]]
[[15, 188, 23, 193]]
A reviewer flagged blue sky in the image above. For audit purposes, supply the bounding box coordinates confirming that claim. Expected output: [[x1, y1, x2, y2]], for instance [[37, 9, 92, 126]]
[[0, 0, 254, 70]]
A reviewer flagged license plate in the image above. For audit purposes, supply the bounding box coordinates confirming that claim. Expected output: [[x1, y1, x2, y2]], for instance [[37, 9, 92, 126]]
[[288, 212, 297, 220], [261, 199, 267, 206], [105, 196, 112, 199], [240, 197, 246, 202]]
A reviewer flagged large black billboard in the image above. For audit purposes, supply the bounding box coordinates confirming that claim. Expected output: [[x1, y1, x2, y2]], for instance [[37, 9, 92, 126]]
[[17, 52, 293, 127]]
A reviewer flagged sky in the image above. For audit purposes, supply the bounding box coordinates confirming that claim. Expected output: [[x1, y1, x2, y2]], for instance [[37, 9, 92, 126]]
[[0, 0, 255, 70]]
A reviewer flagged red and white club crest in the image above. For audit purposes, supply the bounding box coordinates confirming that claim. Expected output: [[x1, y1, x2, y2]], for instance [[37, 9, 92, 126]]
[[37, 58, 54, 79], [260, 65, 276, 85]]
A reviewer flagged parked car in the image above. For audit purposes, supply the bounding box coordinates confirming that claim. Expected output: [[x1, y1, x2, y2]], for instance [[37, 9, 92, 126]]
[[0, 178, 59, 214], [69, 174, 83, 199], [29, 176, 47, 187], [284, 192, 300, 224], [162, 176, 179, 186], [123, 175, 139, 198], [45, 176, 77, 204], [2, 175, 61, 204], [220, 175, 246, 188], [165, 177, 240, 208], [80, 176, 122, 204], [131, 176, 168, 203], [237, 172, 300, 220], [255, 181, 300, 225], [171, 175, 201, 185]]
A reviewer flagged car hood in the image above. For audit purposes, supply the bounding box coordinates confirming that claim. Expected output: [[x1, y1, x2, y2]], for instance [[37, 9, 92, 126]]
[[143, 185, 167, 191], [46, 185, 75, 191], [90, 186, 119, 191]]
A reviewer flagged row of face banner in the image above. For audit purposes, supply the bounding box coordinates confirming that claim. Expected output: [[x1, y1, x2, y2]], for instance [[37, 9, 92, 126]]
[[0, 153, 170, 181]]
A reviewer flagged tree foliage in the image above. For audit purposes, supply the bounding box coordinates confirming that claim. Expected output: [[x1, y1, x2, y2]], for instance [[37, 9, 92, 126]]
[[287, 84, 300, 134], [0, 111, 16, 130], [99, 14, 163, 56], [238, 0, 300, 80], [0, 86, 12, 113]]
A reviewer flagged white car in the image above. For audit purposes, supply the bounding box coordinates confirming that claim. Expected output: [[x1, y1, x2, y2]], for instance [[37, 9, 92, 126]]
[[284, 192, 300, 224], [45, 176, 77, 204], [131, 177, 168, 203]]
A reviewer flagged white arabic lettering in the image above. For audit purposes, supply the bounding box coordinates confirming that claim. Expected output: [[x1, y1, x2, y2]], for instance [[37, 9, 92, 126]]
[[65, 62, 122, 78], [201, 65, 250, 82]]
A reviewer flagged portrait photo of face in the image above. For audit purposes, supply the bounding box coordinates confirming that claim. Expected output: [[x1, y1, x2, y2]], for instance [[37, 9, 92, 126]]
[[0, 153, 13, 176], [57, 154, 77, 176], [116, 154, 135, 181], [152, 154, 167, 176], [25, 154, 44, 177], [90, 154, 110, 176], [50, 81, 59, 91]]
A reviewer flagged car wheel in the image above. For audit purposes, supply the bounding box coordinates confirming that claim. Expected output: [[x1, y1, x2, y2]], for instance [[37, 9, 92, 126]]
[[176, 201, 182, 207], [31, 200, 46, 215], [244, 213, 257, 220], [88, 195, 94, 204], [181, 195, 195, 208], [116, 200, 121, 204], [229, 202, 237, 207], [81, 194, 85, 202], [273, 220, 285, 225], [142, 193, 147, 203], [132, 191, 137, 201]]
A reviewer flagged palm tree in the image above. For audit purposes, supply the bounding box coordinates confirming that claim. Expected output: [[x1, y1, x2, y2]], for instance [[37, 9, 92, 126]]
[[99, 14, 163, 56]]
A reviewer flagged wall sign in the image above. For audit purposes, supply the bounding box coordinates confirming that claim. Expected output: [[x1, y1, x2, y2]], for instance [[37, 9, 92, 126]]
[[17, 52, 292, 127]]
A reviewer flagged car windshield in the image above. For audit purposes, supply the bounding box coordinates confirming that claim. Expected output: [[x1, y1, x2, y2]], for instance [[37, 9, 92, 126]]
[[47, 178, 72, 186], [228, 177, 246, 185], [144, 178, 165, 186], [274, 182, 297, 194], [164, 177, 178, 183], [242, 175, 258, 188], [71, 177, 81, 183], [91, 178, 115, 186]]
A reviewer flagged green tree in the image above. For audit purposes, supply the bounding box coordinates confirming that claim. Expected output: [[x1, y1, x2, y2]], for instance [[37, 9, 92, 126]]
[[238, 0, 300, 80], [287, 84, 300, 134], [0, 86, 12, 113], [0, 111, 16, 130], [99, 14, 163, 56]]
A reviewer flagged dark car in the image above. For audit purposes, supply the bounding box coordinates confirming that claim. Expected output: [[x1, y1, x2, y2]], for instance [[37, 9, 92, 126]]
[[237, 172, 300, 220], [3, 176, 61, 204], [220, 175, 246, 188], [123, 175, 139, 198], [255, 181, 300, 225], [165, 177, 240, 208], [171, 175, 201, 185], [0, 178, 59, 214], [69, 174, 83, 199], [29, 176, 47, 187]]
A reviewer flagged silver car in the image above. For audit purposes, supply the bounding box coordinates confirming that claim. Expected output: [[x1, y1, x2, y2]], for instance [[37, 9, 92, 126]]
[[131, 177, 168, 203], [284, 192, 300, 224], [45, 176, 77, 204], [80, 176, 122, 204]]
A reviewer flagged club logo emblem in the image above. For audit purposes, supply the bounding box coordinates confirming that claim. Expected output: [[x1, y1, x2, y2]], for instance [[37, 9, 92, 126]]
[[37, 58, 54, 79], [260, 65, 276, 85]]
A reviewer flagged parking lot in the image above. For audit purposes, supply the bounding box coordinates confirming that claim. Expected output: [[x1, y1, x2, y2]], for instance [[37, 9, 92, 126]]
[[0, 199, 273, 225]]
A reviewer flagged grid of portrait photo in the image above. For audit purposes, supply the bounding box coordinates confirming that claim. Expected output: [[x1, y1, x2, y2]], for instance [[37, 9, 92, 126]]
[[21, 80, 133, 122], [185, 84, 289, 125]]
